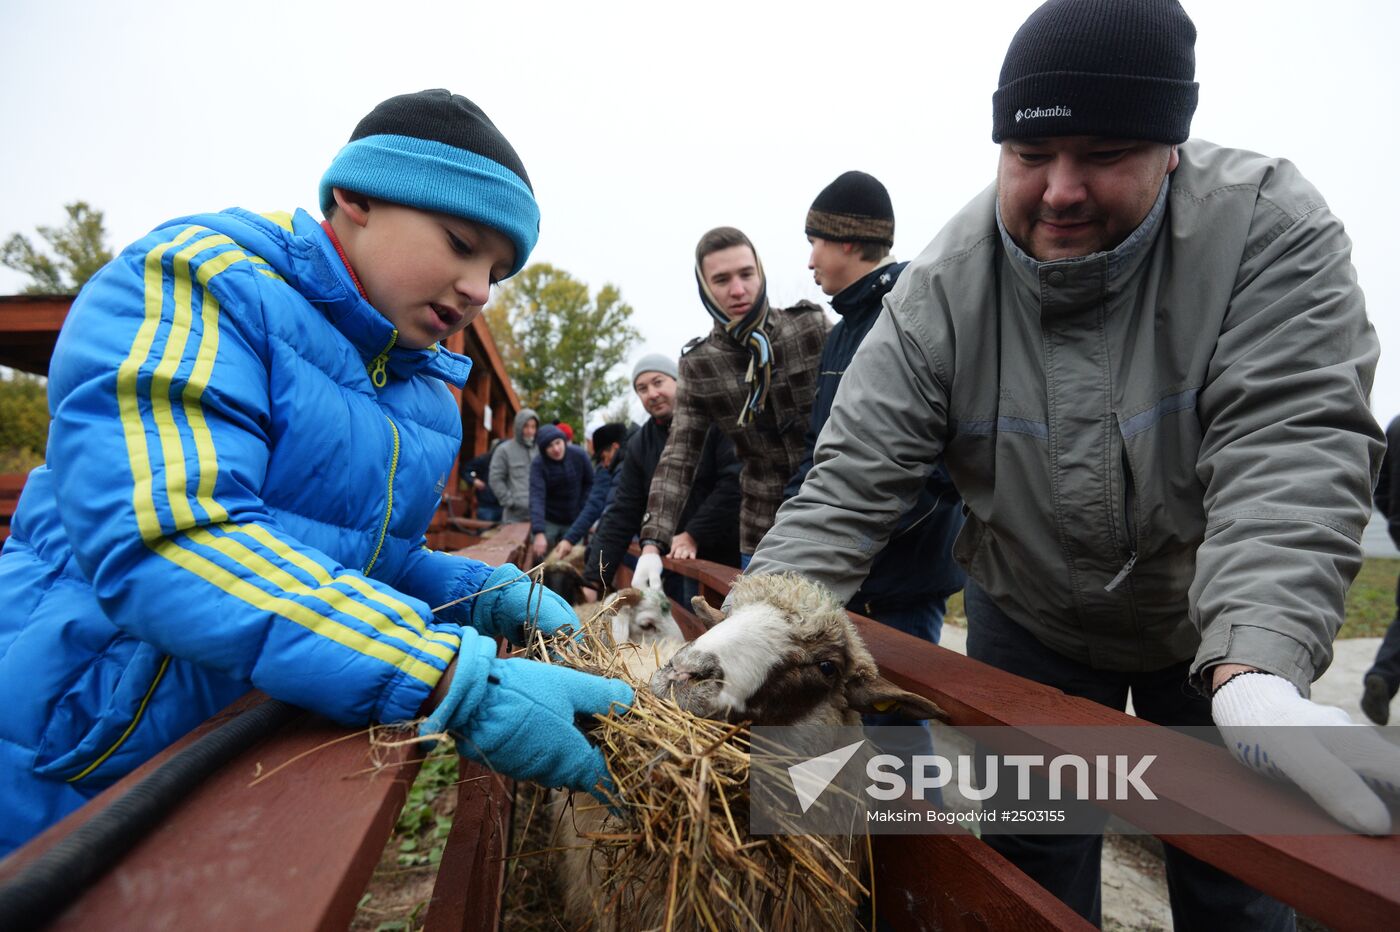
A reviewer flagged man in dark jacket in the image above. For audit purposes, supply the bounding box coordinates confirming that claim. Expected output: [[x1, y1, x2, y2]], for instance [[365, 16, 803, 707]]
[[462, 441, 502, 522], [529, 424, 593, 561], [789, 171, 966, 646], [551, 422, 630, 562], [1362, 414, 1400, 724], [583, 354, 741, 604]]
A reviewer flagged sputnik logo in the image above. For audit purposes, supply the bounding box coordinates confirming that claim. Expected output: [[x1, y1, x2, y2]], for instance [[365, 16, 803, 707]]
[[787, 739, 866, 813]]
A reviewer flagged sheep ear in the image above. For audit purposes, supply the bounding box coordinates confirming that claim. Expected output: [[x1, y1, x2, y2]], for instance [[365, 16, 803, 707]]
[[846, 676, 949, 722], [689, 595, 728, 629], [611, 587, 643, 609]]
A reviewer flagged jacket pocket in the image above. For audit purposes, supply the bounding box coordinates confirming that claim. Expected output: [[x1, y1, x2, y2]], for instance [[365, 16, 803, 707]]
[[35, 645, 171, 786], [951, 514, 988, 571], [1114, 393, 1207, 561]]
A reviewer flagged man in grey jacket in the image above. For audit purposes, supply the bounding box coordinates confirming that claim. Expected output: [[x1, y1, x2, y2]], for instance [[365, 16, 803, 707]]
[[747, 0, 1390, 927], [488, 408, 539, 524]]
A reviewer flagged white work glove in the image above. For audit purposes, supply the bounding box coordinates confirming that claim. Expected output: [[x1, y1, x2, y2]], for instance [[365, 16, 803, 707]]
[[1212, 671, 1400, 834], [633, 551, 664, 590]]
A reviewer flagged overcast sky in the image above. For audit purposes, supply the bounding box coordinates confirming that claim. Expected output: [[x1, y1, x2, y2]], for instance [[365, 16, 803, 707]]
[[3, 0, 1396, 428]]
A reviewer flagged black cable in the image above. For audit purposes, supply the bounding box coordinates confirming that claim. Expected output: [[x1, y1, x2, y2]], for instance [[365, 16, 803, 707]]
[[0, 698, 300, 930]]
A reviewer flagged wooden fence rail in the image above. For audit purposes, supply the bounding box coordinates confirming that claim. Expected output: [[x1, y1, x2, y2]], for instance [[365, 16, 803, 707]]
[[0, 473, 25, 544], [2, 534, 1398, 930]]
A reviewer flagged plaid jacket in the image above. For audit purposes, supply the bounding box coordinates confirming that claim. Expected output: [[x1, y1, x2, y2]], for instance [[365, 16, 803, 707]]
[[642, 302, 830, 554]]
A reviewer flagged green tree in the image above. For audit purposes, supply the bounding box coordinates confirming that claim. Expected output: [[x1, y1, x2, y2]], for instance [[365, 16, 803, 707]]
[[485, 264, 641, 428], [2, 201, 114, 295], [598, 394, 636, 428], [0, 371, 50, 472]]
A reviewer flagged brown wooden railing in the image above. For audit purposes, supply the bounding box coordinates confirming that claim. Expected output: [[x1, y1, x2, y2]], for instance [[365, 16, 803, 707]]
[[0, 473, 23, 544], [3, 535, 1399, 930]]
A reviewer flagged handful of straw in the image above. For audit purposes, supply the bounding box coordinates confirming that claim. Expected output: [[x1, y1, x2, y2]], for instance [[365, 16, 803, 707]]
[[514, 598, 870, 932]]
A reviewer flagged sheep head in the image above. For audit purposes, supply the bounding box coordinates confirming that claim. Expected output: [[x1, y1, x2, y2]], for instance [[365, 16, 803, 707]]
[[607, 587, 681, 644], [651, 572, 946, 726]]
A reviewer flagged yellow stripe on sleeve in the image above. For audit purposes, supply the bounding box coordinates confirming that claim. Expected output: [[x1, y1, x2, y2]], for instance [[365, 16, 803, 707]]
[[120, 226, 208, 543], [236, 523, 460, 651], [187, 287, 229, 524], [154, 539, 442, 686], [151, 232, 229, 529], [185, 526, 457, 664]]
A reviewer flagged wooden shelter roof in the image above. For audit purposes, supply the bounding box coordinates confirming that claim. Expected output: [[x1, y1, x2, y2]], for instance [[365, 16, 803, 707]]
[[0, 294, 72, 376]]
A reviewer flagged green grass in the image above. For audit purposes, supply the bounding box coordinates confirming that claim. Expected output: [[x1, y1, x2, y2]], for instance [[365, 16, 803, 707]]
[[1343, 557, 1399, 639], [942, 557, 1398, 640]]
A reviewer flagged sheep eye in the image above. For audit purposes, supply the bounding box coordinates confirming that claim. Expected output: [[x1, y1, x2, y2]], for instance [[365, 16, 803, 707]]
[[817, 660, 839, 677]]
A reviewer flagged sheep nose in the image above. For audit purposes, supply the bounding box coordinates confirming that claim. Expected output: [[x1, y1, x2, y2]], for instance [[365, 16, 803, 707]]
[[668, 647, 720, 682], [659, 660, 700, 684]]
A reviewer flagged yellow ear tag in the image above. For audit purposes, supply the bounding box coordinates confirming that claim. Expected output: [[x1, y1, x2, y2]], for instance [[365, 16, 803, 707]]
[[872, 700, 896, 713]]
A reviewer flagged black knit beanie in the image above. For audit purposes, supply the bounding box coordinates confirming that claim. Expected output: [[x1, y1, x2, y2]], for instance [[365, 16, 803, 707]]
[[805, 171, 895, 247], [320, 89, 540, 276], [992, 0, 1198, 144]]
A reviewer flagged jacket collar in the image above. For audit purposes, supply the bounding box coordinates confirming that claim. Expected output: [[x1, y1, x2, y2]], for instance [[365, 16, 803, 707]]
[[188, 208, 472, 388], [830, 257, 904, 319], [995, 176, 1171, 318]]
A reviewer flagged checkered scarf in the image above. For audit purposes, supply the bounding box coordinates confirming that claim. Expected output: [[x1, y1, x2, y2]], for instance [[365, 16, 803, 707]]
[[695, 245, 772, 426]]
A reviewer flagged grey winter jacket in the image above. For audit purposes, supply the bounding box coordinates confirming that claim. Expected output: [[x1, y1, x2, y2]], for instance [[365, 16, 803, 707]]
[[488, 408, 539, 523], [748, 140, 1383, 695]]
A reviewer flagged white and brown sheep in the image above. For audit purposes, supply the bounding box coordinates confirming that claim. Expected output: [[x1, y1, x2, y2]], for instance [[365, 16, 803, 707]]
[[653, 572, 943, 727], [553, 571, 944, 930]]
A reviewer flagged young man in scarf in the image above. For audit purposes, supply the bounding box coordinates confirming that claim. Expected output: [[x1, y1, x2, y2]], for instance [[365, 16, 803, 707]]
[[635, 227, 829, 584]]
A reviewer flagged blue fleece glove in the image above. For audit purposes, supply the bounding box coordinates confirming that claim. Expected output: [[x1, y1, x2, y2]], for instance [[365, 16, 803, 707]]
[[420, 632, 633, 797], [470, 563, 580, 644]]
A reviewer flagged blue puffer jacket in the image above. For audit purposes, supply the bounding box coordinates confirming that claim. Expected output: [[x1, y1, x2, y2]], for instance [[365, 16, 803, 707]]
[[0, 207, 494, 853]]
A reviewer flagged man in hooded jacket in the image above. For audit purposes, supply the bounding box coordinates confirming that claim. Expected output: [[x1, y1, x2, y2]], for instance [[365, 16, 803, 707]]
[[489, 408, 539, 524]]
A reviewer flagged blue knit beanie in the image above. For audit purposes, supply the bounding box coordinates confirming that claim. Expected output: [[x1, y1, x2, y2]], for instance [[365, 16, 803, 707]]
[[536, 424, 567, 451], [319, 89, 540, 277]]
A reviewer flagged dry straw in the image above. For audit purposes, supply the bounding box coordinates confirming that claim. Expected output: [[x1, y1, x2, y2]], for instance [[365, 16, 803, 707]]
[[509, 596, 871, 932]]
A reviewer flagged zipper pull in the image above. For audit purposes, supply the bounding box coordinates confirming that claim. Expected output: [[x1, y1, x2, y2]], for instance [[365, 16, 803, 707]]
[[368, 354, 388, 388], [367, 330, 397, 388], [1104, 551, 1138, 592]]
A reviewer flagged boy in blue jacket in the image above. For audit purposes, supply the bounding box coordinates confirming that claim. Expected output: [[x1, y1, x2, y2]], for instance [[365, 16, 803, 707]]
[[0, 89, 630, 855]]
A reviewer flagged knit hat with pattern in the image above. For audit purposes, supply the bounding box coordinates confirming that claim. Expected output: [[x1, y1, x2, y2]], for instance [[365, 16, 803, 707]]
[[992, 0, 1198, 145], [805, 171, 895, 247], [320, 89, 540, 277]]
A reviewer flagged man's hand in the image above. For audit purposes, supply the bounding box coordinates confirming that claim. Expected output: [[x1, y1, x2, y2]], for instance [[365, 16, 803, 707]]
[[669, 532, 698, 560], [1212, 668, 1400, 834], [550, 539, 574, 561], [634, 545, 664, 590], [531, 532, 547, 561]]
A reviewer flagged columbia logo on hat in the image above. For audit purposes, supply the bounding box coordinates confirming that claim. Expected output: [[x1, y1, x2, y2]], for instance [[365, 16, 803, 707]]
[[1016, 105, 1073, 122]]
